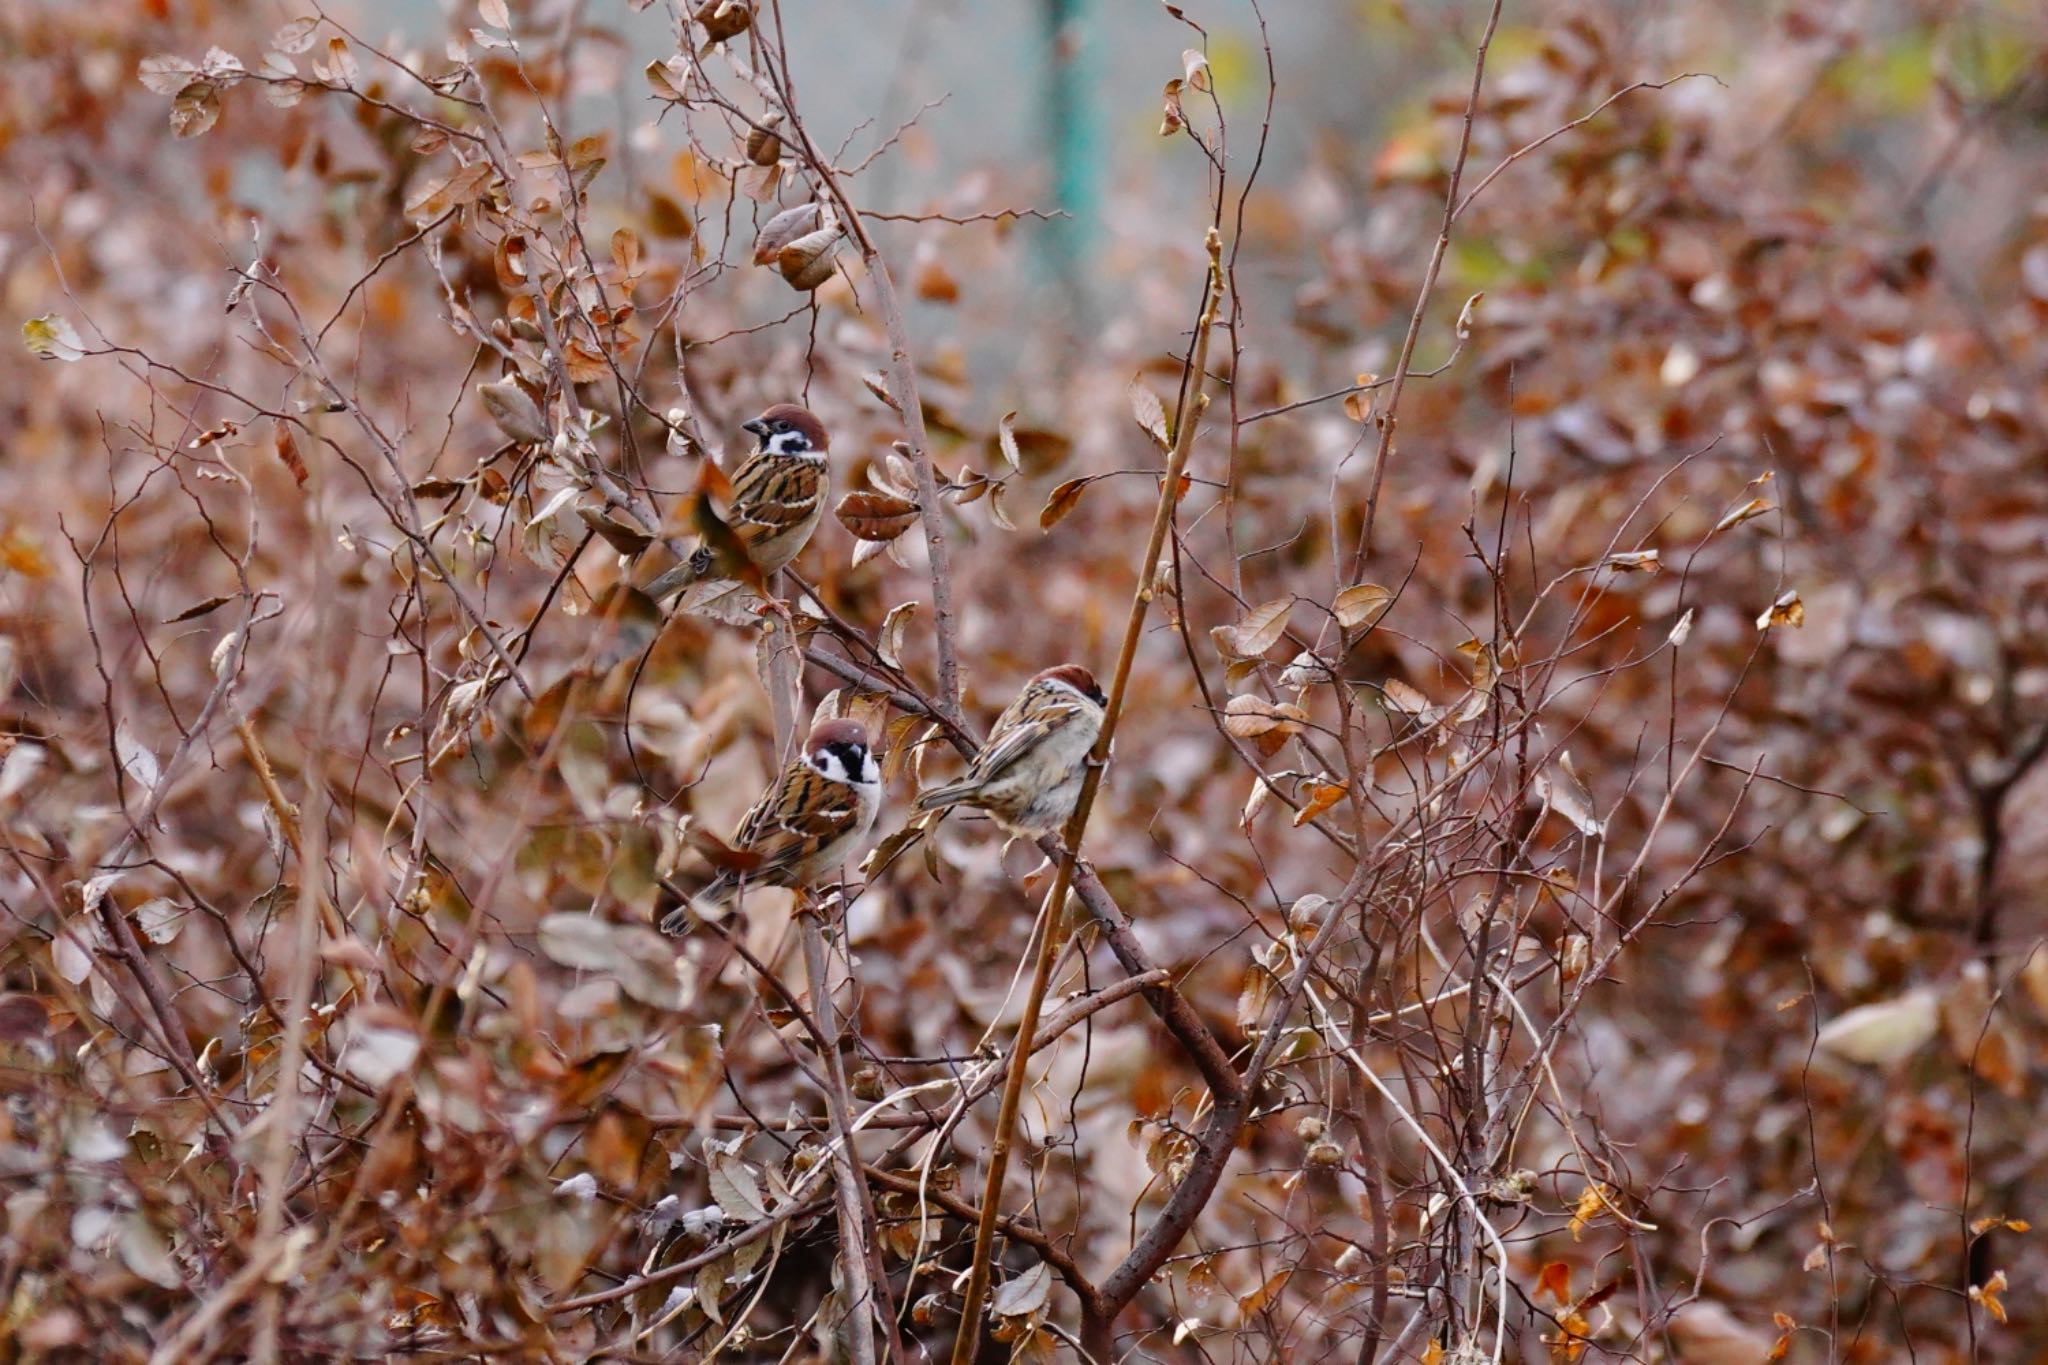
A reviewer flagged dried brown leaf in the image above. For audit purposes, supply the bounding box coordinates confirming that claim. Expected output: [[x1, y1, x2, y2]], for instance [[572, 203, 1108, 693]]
[[996, 410, 1022, 471], [1216, 597, 1293, 659], [1128, 377, 1170, 449], [273, 421, 309, 486], [1332, 583, 1392, 630], [1293, 781, 1348, 827], [1756, 590, 1805, 632], [836, 490, 919, 542], [1039, 477, 1089, 531]]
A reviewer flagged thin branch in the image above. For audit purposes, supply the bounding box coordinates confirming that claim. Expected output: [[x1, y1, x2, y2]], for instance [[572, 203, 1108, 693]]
[[951, 228, 1228, 1364]]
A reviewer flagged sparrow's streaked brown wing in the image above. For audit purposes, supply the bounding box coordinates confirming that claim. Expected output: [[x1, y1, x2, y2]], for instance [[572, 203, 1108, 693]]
[[964, 687, 1087, 784], [725, 452, 825, 559], [733, 755, 867, 883]]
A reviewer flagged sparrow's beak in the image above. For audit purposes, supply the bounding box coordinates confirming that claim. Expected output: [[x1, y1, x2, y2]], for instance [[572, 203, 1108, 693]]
[[741, 417, 769, 437]]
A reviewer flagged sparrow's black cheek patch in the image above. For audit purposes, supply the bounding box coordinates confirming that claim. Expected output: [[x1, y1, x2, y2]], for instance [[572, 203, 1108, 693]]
[[815, 740, 871, 783]]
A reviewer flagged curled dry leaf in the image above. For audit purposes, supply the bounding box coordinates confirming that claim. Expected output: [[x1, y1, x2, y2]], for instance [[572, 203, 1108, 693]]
[[610, 226, 642, 277], [1222, 695, 1288, 738], [22, 315, 86, 362], [169, 81, 221, 137], [1129, 377, 1170, 450], [272, 16, 319, 52], [1181, 48, 1212, 92], [273, 421, 309, 486], [1239, 1269, 1293, 1319], [494, 233, 529, 287], [707, 1148, 769, 1221], [837, 489, 919, 542], [1279, 650, 1331, 690], [1969, 1270, 2009, 1326], [750, 205, 814, 264], [1293, 781, 1348, 827], [746, 122, 783, 166], [1715, 497, 1776, 532], [1332, 583, 1392, 630], [164, 595, 233, 625], [986, 481, 1017, 531], [862, 370, 901, 414], [477, 378, 549, 445], [753, 202, 832, 268], [1815, 988, 1937, 1065], [996, 410, 1022, 471], [1039, 477, 1089, 531], [1341, 374, 1379, 422], [776, 225, 840, 291], [1756, 590, 1805, 632], [991, 1260, 1052, 1318], [644, 56, 689, 101], [1241, 775, 1272, 830], [1536, 768, 1607, 838], [1455, 291, 1483, 339], [1213, 598, 1293, 659], [1223, 695, 1308, 756], [404, 160, 493, 222], [1159, 77, 1186, 137], [316, 35, 359, 85], [878, 601, 919, 669], [1603, 549, 1661, 573], [139, 54, 201, 95], [1381, 678, 1431, 716]]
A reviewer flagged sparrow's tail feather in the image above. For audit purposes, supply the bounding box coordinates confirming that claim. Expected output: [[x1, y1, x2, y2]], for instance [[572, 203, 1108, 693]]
[[656, 875, 735, 936], [645, 546, 714, 601], [914, 780, 980, 813]]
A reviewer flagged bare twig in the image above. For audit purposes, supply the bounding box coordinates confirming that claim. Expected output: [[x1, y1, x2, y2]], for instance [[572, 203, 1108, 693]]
[[951, 228, 1227, 1364]]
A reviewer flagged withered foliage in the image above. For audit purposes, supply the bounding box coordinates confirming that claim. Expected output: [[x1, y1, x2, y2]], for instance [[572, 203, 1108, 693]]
[[3, 0, 2046, 1361]]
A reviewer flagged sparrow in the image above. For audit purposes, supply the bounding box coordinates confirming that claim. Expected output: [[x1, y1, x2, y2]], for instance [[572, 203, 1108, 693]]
[[647, 404, 831, 600], [660, 717, 881, 934], [914, 664, 1107, 838]]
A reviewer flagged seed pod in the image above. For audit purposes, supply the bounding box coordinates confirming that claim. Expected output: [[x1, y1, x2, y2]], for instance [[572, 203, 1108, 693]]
[[1294, 1114, 1327, 1143]]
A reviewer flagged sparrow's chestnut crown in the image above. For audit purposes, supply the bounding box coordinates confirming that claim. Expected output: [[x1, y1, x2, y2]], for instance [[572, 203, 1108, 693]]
[[742, 403, 829, 456], [805, 717, 878, 786], [1037, 664, 1106, 707]]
